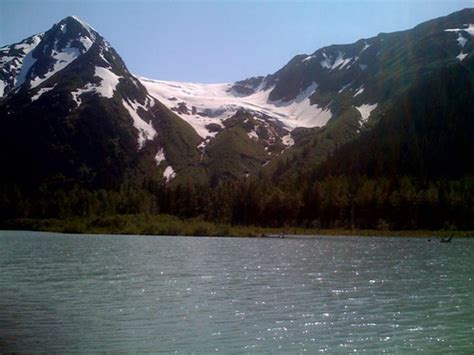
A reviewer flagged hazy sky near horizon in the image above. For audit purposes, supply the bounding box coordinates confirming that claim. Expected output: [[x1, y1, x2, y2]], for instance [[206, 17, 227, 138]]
[[1, 0, 473, 82]]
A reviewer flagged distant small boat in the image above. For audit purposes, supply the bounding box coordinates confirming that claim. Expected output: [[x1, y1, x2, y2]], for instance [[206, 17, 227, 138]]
[[440, 236, 453, 243], [260, 233, 285, 239]]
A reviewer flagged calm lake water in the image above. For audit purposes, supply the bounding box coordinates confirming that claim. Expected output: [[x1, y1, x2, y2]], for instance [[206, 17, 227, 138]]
[[0, 231, 473, 352]]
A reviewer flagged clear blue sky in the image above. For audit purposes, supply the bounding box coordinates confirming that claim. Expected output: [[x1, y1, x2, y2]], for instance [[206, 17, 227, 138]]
[[1, 0, 472, 82]]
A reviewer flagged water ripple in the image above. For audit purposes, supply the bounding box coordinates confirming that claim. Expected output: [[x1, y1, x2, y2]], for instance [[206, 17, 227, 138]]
[[0, 231, 473, 352]]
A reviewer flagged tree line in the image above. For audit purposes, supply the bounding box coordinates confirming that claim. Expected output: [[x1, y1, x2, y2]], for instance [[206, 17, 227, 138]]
[[2, 174, 473, 231]]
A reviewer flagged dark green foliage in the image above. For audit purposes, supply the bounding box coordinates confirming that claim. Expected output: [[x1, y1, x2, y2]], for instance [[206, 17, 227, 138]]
[[265, 106, 361, 180], [197, 111, 273, 184], [317, 57, 474, 180], [2, 175, 473, 231], [203, 126, 267, 183], [205, 123, 223, 133], [150, 100, 208, 186]]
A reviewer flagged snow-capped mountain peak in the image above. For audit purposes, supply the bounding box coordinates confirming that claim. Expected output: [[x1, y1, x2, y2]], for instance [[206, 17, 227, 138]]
[[0, 16, 103, 96], [1, 15, 163, 154], [21, 16, 101, 90]]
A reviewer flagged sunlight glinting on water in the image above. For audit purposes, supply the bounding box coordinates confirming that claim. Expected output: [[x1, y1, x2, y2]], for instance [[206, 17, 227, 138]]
[[0, 231, 473, 352]]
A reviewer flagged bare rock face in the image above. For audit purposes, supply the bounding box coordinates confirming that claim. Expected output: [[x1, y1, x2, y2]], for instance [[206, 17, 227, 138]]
[[228, 76, 265, 96], [171, 102, 190, 115]]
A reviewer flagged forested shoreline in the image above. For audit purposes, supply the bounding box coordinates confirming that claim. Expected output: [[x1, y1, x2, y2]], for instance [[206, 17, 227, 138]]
[[2, 174, 473, 233]]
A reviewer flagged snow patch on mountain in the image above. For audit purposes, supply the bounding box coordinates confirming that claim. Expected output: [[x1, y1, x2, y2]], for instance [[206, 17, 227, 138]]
[[361, 41, 371, 52], [71, 66, 122, 106], [269, 82, 332, 128], [163, 166, 176, 182], [447, 31, 470, 62], [457, 52, 468, 61], [445, 23, 474, 36], [281, 134, 295, 147], [320, 52, 333, 69], [14, 51, 38, 90], [122, 99, 157, 149], [302, 55, 316, 63], [353, 86, 365, 97], [145, 95, 155, 108], [338, 83, 351, 93], [140, 78, 332, 139], [320, 51, 353, 70], [456, 33, 468, 47], [155, 148, 166, 165], [30, 45, 81, 88], [0, 56, 15, 65], [142, 79, 229, 138], [70, 90, 82, 107], [0, 34, 42, 75], [14, 42, 35, 51], [247, 130, 258, 140], [3, 34, 44, 91], [31, 84, 56, 101], [355, 103, 378, 121], [91, 67, 122, 98], [79, 36, 94, 51]]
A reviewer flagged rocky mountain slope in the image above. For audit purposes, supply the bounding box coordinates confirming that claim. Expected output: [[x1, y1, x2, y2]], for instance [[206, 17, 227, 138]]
[[0, 16, 202, 189], [1, 9, 473, 191], [140, 8, 474, 180], [258, 8, 474, 179]]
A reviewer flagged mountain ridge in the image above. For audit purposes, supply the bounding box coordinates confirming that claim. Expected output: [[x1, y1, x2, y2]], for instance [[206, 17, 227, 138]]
[[1, 9, 473, 190], [1, 9, 473, 229]]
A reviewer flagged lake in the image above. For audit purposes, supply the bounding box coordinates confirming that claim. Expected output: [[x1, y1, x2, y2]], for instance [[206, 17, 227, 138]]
[[0, 231, 473, 352]]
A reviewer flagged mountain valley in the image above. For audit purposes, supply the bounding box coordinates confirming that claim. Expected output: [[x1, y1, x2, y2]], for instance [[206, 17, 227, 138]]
[[1, 9, 474, 229]]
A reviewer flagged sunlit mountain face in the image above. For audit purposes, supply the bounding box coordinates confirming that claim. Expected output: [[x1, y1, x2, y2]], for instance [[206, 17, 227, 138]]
[[1, 9, 473, 191]]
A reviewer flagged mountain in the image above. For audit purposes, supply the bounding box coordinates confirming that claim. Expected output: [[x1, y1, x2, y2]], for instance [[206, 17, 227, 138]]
[[316, 55, 474, 180], [140, 8, 474, 181], [255, 8, 474, 179], [1, 9, 474, 194], [0, 16, 201, 190], [0, 15, 325, 188], [1, 9, 473, 229]]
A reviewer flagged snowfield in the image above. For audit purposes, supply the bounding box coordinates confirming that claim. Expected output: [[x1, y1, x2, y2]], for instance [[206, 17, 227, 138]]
[[31, 84, 57, 101], [445, 23, 474, 36], [71, 66, 123, 107], [140, 78, 333, 139], [445, 26, 473, 62], [355, 103, 378, 121], [163, 166, 176, 182], [30, 45, 81, 89], [122, 99, 157, 149], [6, 34, 44, 91]]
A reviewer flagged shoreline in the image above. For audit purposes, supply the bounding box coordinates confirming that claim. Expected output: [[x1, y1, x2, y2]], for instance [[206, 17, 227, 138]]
[[1, 215, 473, 239]]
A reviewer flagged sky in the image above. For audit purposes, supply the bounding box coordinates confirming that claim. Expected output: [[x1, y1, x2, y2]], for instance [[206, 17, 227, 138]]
[[1, 0, 473, 83]]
